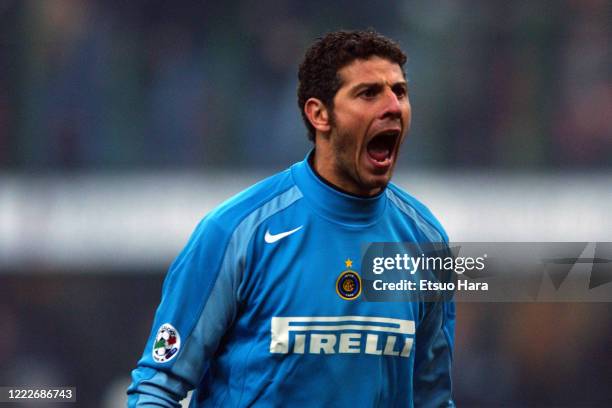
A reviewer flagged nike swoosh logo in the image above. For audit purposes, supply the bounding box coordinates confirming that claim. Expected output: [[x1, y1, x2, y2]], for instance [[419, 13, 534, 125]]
[[264, 226, 303, 243]]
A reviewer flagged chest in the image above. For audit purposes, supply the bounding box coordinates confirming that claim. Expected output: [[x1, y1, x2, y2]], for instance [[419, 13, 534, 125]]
[[237, 213, 421, 359]]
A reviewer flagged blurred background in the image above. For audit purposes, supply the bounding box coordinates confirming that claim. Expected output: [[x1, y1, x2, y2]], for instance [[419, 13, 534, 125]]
[[0, 0, 611, 406]]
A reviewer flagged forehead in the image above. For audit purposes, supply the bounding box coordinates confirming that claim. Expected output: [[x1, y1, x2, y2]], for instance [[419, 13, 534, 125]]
[[337, 56, 405, 87]]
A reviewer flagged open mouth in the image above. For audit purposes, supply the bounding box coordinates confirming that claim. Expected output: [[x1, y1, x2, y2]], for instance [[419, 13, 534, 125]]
[[366, 130, 399, 166]]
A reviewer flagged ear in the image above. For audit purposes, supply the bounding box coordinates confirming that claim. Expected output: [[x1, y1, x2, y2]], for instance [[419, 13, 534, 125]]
[[304, 98, 331, 134]]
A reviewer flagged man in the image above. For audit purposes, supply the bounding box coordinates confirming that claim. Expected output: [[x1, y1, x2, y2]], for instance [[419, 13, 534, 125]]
[[128, 30, 455, 407]]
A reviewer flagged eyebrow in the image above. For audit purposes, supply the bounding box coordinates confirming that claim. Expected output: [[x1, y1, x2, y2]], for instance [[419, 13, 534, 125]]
[[348, 80, 408, 94]]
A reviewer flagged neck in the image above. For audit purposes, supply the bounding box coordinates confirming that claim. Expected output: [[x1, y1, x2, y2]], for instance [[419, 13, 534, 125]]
[[311, 147, 382, 197], [291, 152, 388, 226]]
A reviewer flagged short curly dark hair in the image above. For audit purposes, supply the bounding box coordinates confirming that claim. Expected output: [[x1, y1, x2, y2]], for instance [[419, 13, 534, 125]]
[[297, 30, 407, 141]]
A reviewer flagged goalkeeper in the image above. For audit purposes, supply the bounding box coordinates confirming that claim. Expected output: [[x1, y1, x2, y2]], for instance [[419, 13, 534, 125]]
[[128, 29, 455, 407]]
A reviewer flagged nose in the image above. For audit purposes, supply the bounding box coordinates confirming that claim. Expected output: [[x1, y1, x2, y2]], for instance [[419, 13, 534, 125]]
[[381, 87, 402, 121]]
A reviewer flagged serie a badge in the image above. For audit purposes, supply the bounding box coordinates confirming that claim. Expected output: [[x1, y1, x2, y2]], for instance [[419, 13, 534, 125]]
[[152, 323, 181, 363], [336, 259, 362, 300]]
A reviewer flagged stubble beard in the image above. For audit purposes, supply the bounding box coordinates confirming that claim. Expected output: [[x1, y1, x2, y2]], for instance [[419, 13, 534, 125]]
[[331, 126, 384, 195]]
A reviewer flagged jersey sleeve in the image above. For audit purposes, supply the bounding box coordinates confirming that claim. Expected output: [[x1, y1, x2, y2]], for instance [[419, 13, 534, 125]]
[[413, 218, 455, 407], [413, 299, 455, 408], [127, 216, 244, 407]]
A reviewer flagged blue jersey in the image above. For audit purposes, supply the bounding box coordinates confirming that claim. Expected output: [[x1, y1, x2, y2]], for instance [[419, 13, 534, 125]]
[[128, 154, 455, 407]]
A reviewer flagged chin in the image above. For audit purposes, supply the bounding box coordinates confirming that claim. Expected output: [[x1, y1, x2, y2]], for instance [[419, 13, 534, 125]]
[[363, 174, 392, 193]]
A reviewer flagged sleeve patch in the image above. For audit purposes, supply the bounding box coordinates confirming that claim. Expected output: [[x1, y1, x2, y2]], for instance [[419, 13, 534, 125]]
[[152, 323, 181, 363]]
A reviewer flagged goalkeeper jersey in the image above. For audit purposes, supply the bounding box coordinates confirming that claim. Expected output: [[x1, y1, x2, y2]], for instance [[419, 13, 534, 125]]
[[128, 153, 455, 407]]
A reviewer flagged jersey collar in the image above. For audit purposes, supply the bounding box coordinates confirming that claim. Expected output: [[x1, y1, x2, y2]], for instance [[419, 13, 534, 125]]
[[291, 150, 387, 226]]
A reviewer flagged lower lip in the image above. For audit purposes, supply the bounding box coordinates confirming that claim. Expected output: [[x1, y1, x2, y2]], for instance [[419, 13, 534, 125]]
[[365, 151, 393, 171]]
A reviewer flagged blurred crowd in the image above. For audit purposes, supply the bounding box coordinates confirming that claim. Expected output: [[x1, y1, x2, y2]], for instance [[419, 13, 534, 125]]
[[0, 0, 609, 170]]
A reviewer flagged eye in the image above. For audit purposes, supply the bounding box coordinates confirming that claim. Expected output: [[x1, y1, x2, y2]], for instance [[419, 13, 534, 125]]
[[392, 84, 407, 99], [357, 84, 382, 99], [360, 88, 378, 98]]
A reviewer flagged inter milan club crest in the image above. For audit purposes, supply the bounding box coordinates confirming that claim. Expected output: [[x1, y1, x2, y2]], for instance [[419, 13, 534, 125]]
[[152, 323, 181, 363], [336, 258, 362, 300]]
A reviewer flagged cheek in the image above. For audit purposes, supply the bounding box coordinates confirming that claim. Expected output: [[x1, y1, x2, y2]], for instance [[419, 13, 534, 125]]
[[336, 102, 370, 126], [404, 101, 412, 126], [335, 113, 367, 147]]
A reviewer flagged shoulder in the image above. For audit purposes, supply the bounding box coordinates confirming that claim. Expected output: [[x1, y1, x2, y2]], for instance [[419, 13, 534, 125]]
[[385, 183, 449, 242], [169, 167, 301, 271], [197, 167, 301, 239]]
